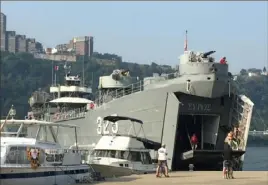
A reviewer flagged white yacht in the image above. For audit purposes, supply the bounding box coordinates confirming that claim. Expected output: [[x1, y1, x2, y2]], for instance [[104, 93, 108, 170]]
[[0, 106, 92, 185], [89, 116, 157, 178]]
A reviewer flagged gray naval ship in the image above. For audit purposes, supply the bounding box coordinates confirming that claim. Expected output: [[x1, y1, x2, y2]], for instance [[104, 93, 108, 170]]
[[28, 50, 254, 171]]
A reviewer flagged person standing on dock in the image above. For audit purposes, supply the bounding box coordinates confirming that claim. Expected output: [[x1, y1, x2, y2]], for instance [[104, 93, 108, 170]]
[[223, 133, 234, 179], [156, 144, 169, 178]]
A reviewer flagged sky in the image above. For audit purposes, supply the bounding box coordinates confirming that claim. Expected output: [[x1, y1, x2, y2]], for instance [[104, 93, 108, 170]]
[[1, 1, 267, 73]]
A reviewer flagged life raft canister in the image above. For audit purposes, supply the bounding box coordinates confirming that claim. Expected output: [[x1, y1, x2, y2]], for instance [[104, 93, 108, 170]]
[[27, 147, 40, 169], [90, 102, 95, 109], [87, 102, 95, 110], [53, 113, 60, 120]]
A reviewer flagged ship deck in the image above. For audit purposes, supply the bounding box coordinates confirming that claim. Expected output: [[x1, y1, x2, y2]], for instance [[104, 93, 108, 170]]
[[89, 171, 268, 185]]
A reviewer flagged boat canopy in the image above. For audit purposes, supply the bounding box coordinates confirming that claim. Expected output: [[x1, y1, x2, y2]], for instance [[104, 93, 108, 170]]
[[49, 97, 93, 104], [94, 135, 147, 151], [103, 115, 143, 124], [102, 115, 161, 150]]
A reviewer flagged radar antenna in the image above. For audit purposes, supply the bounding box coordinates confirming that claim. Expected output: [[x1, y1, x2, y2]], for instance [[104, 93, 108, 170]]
[[64, 61, 72, 76]]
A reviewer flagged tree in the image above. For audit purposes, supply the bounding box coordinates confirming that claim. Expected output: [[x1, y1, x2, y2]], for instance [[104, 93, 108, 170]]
[[240, 69, 248, 76]]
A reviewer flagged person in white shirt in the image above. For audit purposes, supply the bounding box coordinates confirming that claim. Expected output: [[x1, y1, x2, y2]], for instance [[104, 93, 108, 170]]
[[156, 144, 169, 177]]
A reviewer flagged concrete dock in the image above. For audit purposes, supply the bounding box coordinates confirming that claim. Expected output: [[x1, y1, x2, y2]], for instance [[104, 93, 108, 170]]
[[91, 171, 268, 185]]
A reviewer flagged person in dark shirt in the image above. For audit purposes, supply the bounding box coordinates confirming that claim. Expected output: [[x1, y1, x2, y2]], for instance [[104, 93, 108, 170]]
[[223, 140, 234, 179]]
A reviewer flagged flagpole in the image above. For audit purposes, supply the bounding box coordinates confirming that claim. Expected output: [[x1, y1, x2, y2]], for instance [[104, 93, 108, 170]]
[[184, 30, 188, 52], [52, 60, 54, 86], [54, 66, 57, 86], [82, 55, 85, 86]]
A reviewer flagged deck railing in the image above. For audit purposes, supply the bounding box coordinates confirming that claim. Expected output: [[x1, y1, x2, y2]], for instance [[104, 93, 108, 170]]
[[45, 107, 87, 122], [95, 72, 178, 106]]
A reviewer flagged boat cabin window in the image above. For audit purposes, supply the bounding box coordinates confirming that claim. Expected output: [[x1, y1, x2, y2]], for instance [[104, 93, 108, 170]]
[[93, 149, 152, 164], [117, 151, 129, 159], [127, 151, 141, 162], [140, 152, 152, 164], [5, 146, 45, 165], [44, 149, 64, 163], [45, 153, 64, 163]]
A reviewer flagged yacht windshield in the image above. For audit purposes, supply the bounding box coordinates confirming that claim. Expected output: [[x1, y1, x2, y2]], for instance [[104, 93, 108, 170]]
[[1, 123, 56, 143]]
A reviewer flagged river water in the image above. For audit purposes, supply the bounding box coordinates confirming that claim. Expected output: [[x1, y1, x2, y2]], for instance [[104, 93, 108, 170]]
[[243, 146, 268, 171]]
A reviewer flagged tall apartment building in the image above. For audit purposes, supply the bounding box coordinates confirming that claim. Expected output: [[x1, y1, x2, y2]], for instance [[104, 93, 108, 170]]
[[27, 38, 37, 53], [1, 13, 6, 33], [26, 39, 43, 53], [6, 31, 16, 53], [68, 36, 94, 56], [1, 13, 7, 51], [89, 36, 94, 56], [35, 42, 43, 53], [16, 35, 27, 52]]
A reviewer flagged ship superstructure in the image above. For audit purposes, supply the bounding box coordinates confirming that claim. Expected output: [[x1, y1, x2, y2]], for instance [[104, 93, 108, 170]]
[[28, 62, 93, 122]]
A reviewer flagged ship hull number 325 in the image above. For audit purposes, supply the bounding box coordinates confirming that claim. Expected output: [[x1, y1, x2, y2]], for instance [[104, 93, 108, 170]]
[[96, 116, 119, 135]]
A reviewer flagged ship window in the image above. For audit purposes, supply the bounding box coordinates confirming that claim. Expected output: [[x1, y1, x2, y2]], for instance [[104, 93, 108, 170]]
[[141, 152, 152, 164], [45, 154, 64, 162], [128, 151, 141, 162], [116, 151, 129, 159], [108, 150, 116, 158], [103, 150, 109, 157], [95, 150, 109, 157], [46, 154, 54, 162]]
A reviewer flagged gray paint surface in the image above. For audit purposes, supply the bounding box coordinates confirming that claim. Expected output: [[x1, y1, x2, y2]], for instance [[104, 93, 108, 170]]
[[161, 92, 180, 169]]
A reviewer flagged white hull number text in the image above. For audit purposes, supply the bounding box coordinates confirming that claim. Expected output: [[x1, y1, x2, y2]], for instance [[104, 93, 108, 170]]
[[96, 115, 119, 135]]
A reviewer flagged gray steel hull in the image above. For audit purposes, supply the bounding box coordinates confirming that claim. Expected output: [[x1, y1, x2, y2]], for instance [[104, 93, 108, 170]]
[[58, 78, 232, 145]]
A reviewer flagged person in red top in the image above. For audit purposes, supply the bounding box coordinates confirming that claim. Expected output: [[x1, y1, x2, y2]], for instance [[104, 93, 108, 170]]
[[220, 57, 227, 64], [190, 134, 198, 150]]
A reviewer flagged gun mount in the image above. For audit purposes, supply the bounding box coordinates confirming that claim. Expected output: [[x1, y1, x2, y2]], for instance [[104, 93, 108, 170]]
[[111, 69, 130, 81], [201, 50, 216, 58]]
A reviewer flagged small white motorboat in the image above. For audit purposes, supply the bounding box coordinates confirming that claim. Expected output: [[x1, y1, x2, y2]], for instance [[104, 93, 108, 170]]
[[89, 115, 159, 178], [0, 106, 92, 185]]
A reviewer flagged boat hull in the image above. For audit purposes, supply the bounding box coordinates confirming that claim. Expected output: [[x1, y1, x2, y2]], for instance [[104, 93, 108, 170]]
[[0, 165, 91, 185], [90, 164, 154, 178], [91, 164, 133, 178]]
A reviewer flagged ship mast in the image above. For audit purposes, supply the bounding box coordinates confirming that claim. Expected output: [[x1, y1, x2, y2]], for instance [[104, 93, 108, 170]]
[[64, 61, 71, 77], [184, 30, 188, 52]]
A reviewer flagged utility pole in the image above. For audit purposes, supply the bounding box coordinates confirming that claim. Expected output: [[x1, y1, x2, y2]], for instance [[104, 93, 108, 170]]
[[82, 55, 85, 86], [52, 60, 54, 85]]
